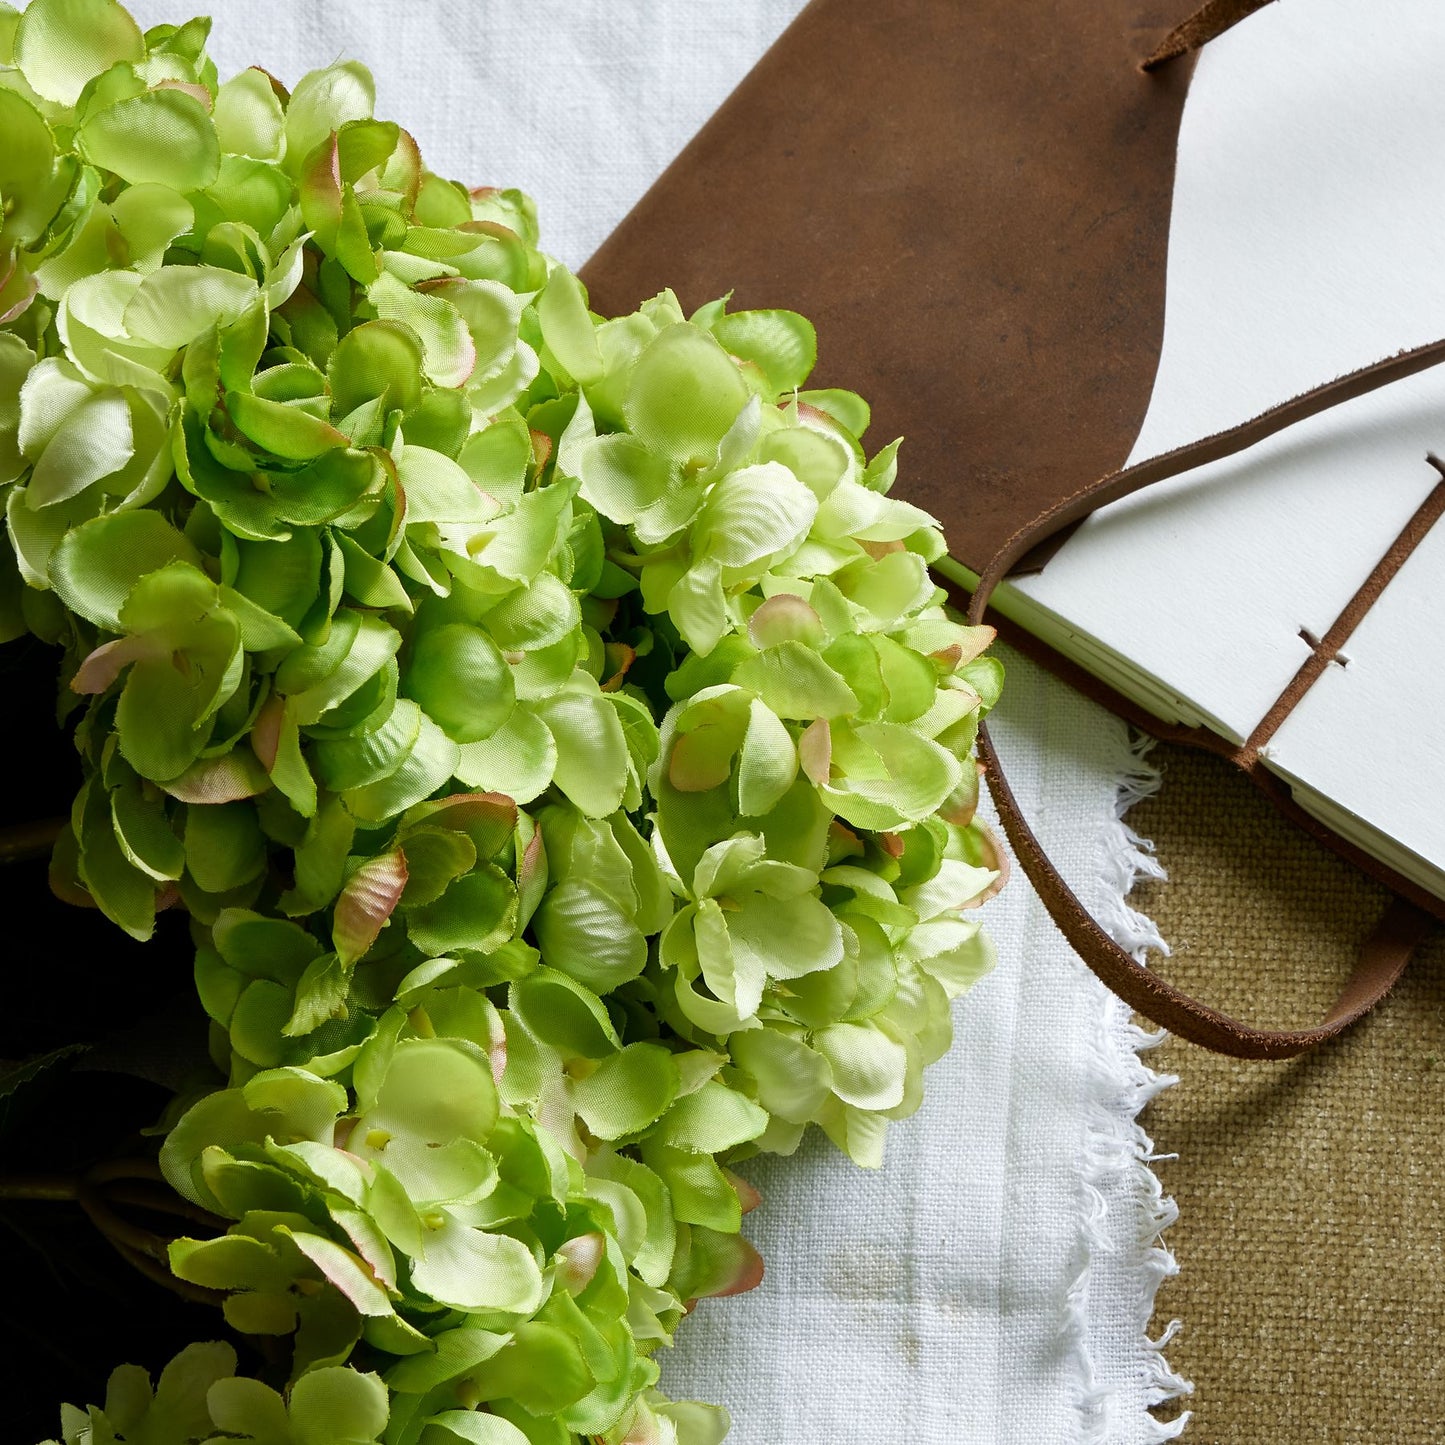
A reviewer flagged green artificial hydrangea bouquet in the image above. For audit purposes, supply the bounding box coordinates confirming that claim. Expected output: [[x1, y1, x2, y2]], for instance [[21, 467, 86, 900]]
[[0, 0, 1006, 1439]]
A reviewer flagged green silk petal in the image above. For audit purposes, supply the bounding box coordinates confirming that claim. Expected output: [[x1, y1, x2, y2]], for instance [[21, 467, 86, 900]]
[[79, 88, 220, 190], [15, 0, 144, 104]]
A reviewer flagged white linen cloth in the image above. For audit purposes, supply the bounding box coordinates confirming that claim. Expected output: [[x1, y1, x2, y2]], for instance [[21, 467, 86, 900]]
[[117, 4, 1190, 1438], [663, 647, 1189, 1445]]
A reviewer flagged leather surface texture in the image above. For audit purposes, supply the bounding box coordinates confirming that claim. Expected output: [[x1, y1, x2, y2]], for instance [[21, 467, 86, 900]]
[[583, 0, 1196, 576]]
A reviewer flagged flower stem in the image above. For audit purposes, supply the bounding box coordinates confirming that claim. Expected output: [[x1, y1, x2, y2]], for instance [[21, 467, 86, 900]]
[[0, 1161, 226, 1310], [0, 1173, 77, 1202], [0, 817, 64, 865]]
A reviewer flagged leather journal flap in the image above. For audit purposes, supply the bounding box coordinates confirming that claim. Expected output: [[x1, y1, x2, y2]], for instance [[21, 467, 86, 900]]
[[582, 0, 1197, 577]]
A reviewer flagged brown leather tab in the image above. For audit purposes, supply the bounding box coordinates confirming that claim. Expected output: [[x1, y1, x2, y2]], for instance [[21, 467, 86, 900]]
[[1143, 0, 1277, 70], [966, 339, 1445, 1057]]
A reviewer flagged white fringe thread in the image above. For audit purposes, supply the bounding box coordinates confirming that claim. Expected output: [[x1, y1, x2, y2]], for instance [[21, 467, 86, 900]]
[[1065, 727, 1194, 1443]]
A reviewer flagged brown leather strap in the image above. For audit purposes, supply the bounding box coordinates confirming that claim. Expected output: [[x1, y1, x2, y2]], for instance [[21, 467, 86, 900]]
[[1143, 0, 1277, 70], [965, 337, 1445, 1057]]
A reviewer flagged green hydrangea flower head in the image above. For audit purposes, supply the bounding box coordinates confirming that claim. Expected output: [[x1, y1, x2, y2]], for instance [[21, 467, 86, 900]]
[[2, 0, 1006, 1438]]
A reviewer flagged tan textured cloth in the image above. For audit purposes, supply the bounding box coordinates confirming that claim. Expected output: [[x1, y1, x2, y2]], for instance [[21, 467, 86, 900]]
[[1126, 743, 1445, 1442]]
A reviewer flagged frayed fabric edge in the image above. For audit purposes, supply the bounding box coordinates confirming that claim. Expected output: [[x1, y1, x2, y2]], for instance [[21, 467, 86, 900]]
[[1066, 726, 1194, 1443]]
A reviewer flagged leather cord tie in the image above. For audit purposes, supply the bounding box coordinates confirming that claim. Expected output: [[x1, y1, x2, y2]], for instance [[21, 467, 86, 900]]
[[965, 338, 1445, 1058]]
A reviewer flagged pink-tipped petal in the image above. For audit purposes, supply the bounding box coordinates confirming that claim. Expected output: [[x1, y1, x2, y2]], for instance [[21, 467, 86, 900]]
[[555, 1231, 606, 1296], [798, 717, 832, 785], [163, 751, 270, 804], [517, 826, 544, 899], [333, 848, 409, 965], [938, 761, 984, 827], [487, 1005, 509, 1089], [716, 1237, 765, 1298], [154, 79, 212, 110], [725, 1168, 763, 1215], [417, 792, 519, 860], [668, 731, 733, 793], [600, 641, 635, 692], [71, 636, 159, 695], [0, 267, 37, 326], [249, 692, 285, 771], [960, 822, 1011, 907], [747, 592, 824, 650]]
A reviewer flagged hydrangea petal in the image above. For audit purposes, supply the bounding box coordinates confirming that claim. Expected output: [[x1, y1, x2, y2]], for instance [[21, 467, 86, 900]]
[[453, 705, 556, 804], [533, 879, 647, 993], [655, 1400, 731, 1445], [15, 0, 144, 105], [124, 265, 259, 351], [483, 572, 579, 653], [342, 712, 460, 822], [696, 462, 817, 571], [333, 848, 408, 966], [80, 88, 221, 191], [624, 323, 750, 465], [734, 699, 795, 817], [537, 687, 629, 818], [423, 1411, 532, 1445], [405, 865, 516, 956], [732, 889, 843, 981], [204, 1377, 291, 1436], [282, 1228, 393, 1317], [710, 308, 816, 397], [577, 432, 671, 525], [26, 387, 134, 508], [814, 1023, 909, 1111], [287, 1368, 389, 1445], [0, 90, 67, 250], [730, 1028, 831, 1125], [825, 721, 964, 829], [48, 510, 201, 630], [511, 968, 620, 1059], [369, 272, 476, 388], [655, 1080, 768, 1154], [397, 444, 498, 525], [213, 66, 285, 159], [403, 622, 515, 744], [571, 1043, 680, 1141], [285, 60, 375, 176], [408, 1215, 543, 1315]]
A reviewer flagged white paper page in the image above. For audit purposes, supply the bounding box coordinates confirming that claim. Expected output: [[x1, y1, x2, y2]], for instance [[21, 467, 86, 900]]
[[1263, 499, 1445, 897], [1005, 0, 1445, 745]]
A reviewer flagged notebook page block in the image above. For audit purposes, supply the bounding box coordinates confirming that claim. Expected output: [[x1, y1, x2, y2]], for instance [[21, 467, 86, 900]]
[[1003, 0, 1445, 745]]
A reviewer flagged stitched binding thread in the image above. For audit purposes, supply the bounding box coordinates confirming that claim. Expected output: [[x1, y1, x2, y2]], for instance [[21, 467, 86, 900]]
[[1240, 464, 1445, 763]]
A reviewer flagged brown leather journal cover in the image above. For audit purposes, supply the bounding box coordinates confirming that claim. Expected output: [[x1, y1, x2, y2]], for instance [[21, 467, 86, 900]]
[[582, 0, 1196, 578]]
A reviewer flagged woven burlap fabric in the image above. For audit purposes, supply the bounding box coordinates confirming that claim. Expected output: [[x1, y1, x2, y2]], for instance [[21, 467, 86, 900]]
[[1127, 743, 1445, 1442]]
